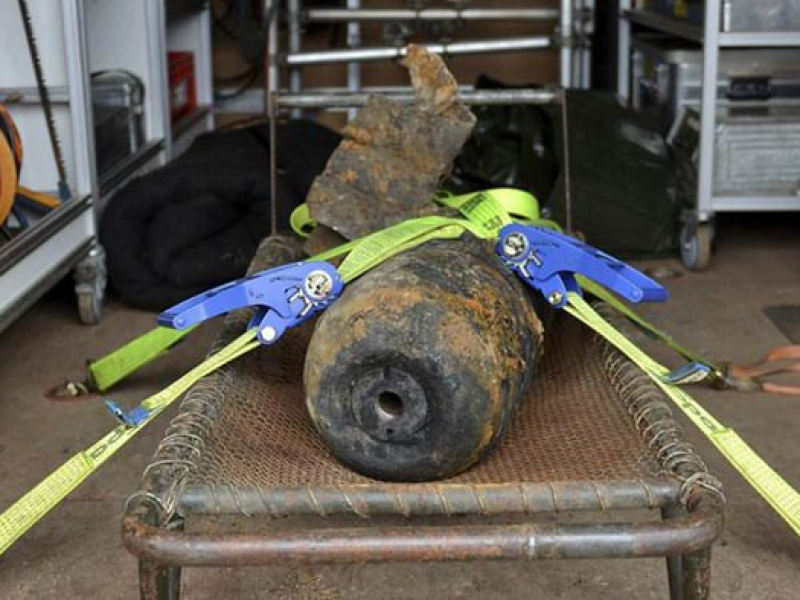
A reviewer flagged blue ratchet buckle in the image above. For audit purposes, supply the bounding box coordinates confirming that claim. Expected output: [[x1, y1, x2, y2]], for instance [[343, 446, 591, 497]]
[[106, 261, 343, 427], [496, 224, 668, 308], [157, 260, 343, 344]]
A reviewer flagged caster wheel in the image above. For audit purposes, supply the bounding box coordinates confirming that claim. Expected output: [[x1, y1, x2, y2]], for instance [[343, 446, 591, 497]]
[[77, 288, 103, 325], [74, 245, 107, 325], [680, 223, 712, 271]]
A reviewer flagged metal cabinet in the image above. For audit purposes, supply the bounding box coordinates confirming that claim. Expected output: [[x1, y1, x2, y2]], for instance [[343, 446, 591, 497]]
[[618, 0, 800, 270], [0, 0, 213, 334]]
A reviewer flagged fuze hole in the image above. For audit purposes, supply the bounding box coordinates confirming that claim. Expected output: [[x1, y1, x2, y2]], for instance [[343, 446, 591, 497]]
[[377, 391, 404, 417]]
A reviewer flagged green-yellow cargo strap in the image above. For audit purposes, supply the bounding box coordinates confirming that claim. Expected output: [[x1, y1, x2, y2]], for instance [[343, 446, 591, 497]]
[[576, 276, 720, 372], [87, 188, 548, 392], [2, 187, 798, 557], [289, 187, 561, 240], [566, 295, 800, 537], [0, 329, 259, 556], [0, 188, 540, 555], [88, 326, 197, 392]]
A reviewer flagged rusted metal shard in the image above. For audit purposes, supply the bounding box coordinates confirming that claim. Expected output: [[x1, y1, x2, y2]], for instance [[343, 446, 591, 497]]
[[305, 45, 476, 239], [401, 44, 460, 114]]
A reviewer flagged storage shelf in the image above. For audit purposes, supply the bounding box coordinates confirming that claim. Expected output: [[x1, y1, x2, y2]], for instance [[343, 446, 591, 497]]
[[713, 195, 800, 212], [0, 0, 212, 333], [0, 195, 93, 276], [0, 194, 94, 332], [623, 9, 800, 48], [623, 9, 703, 42], [719, 31, 800, 48], [0, 86, 71, 105], [619, 0, 800, 269]]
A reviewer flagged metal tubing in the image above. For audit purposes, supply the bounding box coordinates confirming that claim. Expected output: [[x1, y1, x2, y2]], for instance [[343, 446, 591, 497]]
[[139, 561, 179, 600], [288, 0, 302, 119], [305, 8, 561, 22], [663, 505, 687, 600], [285, 37, 553, 66], [617, 0, 632, 99], [682, 549, 712, 600], [275, 89, 560, 109], [264, 0, 278, 235], [346, 0, 361, 122], [559, 0, 573, 88], [178, 480, 679, 518], [697, 0, 722, 221], [0, 86, 70, 104], [123, 500, 723, 567]]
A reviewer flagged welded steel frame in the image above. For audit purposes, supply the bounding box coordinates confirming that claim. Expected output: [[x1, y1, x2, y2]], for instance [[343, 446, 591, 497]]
[[123, 261, 725, 600]]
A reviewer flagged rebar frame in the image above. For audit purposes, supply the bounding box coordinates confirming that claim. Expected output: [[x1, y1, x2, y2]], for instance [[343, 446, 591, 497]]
[[122, 236, 724, 600]]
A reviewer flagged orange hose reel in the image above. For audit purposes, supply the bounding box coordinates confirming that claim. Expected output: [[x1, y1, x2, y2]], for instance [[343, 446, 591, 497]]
[[0, 103, 23, 224]]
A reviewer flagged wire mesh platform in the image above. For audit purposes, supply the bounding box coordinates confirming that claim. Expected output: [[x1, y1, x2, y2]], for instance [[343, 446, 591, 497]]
[[123, 235, 724, 600]]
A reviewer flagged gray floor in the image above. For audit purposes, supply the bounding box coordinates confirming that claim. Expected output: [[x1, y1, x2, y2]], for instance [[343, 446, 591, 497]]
[[1, 215, 799, 599]]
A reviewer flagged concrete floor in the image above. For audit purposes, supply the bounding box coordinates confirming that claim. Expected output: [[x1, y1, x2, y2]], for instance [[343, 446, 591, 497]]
[[1, 214, 799, 599]]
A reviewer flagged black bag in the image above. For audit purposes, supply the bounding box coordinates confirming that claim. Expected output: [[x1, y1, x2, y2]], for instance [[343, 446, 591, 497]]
[[447, 83, 684, 258], [100, 120, 340, 310], [546, 91, 683, 258]]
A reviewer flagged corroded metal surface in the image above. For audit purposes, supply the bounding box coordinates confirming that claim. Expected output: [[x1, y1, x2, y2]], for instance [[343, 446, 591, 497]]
[[302, 224, 347, 259], [123, 501, 722, 566], [305, 46, 476, 239], [176, 479, 680, 518], [304, 236, 543, 481]]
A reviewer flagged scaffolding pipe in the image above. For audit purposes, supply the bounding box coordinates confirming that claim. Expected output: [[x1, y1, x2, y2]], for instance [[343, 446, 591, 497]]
[[288, 0, 302, 118], [275, 89, 560, 109], [559, 0, 573, 88], [304, 8, 561, 22], [346, 0, 361, 122], [285, 37, 553, 66]]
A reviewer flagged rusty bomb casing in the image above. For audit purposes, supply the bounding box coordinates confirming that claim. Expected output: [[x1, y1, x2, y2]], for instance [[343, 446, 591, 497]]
[[304, 236, 545, 482]]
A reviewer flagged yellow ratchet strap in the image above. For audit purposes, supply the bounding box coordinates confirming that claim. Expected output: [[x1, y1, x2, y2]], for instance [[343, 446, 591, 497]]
[[0, 329, 259, 556], [566, 294, 800, 538]]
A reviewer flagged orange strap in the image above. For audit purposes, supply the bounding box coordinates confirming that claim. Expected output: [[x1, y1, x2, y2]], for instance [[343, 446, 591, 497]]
[[721, 345, 800, 395]]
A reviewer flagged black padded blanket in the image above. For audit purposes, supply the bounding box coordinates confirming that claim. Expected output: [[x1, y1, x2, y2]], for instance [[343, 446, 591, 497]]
[[100, 120, 340, 311]]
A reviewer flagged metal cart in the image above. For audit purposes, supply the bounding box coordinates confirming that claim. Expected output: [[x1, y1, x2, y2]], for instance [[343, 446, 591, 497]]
[[618, 0, 800, 270], [0, 0, 214, 333]]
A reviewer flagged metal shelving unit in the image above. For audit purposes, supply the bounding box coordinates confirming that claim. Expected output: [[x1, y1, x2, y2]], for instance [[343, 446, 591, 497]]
[[618, 0, 800, 270], [0, 0, 213, 334], [165, 3, 215, 157], [274, 0, 593, 110]]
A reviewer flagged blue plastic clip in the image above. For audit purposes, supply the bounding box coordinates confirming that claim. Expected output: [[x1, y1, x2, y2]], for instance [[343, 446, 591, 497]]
[[105, 400, 150, 427], [663, 362, 714, 386], [496, 224, 668, 308], [157, 261, 343, 344]]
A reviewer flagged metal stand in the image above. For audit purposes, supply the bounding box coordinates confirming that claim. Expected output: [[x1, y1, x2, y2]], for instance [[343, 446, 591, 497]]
[[123, 237, 724, 600]]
